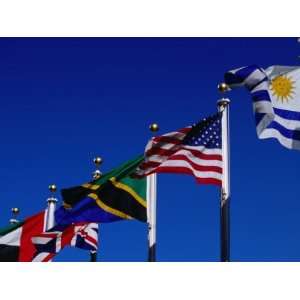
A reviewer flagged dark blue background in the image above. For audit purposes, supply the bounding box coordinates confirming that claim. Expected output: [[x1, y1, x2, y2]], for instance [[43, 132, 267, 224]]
[[0, 38, 299, 261]]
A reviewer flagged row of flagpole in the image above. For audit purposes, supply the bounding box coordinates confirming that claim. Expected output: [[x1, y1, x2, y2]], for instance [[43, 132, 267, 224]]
[[7, 85, 231, 262], [7, 156, 102, 262]]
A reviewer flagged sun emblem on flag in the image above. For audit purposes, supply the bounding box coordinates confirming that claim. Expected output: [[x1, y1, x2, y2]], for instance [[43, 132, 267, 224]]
[[270, 75, 295, 103]]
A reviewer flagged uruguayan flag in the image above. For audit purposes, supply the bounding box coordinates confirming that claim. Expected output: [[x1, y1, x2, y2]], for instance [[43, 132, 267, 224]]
[[225, 65, 300, 150]]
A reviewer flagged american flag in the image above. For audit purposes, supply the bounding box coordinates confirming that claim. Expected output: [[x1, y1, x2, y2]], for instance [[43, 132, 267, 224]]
[[135, 113, 223, 185], [31, 223, 98, 262]]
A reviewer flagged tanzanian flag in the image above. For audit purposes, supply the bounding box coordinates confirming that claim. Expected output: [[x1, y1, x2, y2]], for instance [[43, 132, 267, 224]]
[[55, 155, 147, 225]]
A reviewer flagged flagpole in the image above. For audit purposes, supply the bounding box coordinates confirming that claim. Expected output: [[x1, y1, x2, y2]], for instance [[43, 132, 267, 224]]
[[147, 123, 159, 262], [9, 208, 20, 225], [46, 184, 58, 231], [217, 83, 231, 262], [90, 156, 102, 262]]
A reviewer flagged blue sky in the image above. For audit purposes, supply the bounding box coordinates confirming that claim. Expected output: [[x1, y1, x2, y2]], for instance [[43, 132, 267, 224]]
[[0, 38, 300, 261]]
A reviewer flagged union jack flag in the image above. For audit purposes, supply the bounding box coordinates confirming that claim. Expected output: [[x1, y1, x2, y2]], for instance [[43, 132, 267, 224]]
[[32, 223, 98, 262]]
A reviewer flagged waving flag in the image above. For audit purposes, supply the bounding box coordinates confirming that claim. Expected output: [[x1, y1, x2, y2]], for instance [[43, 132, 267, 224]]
[[224, 65, 300, 150], [55, 155, 147, 225], [135, 113, 223, 185], [0, 211, 47, 262], [32, 223, 98, 262]]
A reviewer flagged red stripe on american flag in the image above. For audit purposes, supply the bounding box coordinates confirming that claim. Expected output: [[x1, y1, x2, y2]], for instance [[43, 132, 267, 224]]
[[139, 161, 161, 170], [152, 136, 183, 144], [181, 147, 222, 161], [145, 147, 222, 161], [153, 166, 222, 186], [140, 159, 222, 174], [140, 151, 222, 170], [178, 127, 192, 134], [146, 146, 180, 157]]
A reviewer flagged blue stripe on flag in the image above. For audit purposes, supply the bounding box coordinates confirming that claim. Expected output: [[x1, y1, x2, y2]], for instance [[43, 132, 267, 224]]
[[235, 65, 260, 81], [273, 108, 300, 121], [224, 65, 260, 86], [267, 121, 300, 141], [224, 65, 260, 85], [251, 90, 271, 102]]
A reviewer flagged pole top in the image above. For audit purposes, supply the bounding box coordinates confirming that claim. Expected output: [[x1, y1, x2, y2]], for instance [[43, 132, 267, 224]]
[[93, 157, 102, 180], [11, 207, 20, 215], [217, 98, 231, 107], [217, 82, 230, 93], [93, 156, 103, 166], [93, 169, 102, 180], [48, 184, 57, 193], [10, 207, 20, 225], [149, 123, 159, 132]]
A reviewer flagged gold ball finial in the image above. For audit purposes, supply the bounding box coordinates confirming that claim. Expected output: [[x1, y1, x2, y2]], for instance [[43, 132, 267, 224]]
[[218, 82, 229, 93], [49, 184, 57, 193], [149, 123, 159, 132], [93, 157, 103, 166], [11, 207, 20, 215]]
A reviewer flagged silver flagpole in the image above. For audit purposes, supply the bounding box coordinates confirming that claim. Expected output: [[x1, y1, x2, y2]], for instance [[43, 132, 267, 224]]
[[9, 208, 20, 225], [90, 156, 102, 262], [147, 123, 159, 262], [45, 185, 57, 262], [217, 83, 231, 262], [46, 184, 58, 230]]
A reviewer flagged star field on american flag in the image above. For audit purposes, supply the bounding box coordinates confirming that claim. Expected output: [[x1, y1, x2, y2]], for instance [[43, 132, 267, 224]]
[[183, 113, 222, 149]]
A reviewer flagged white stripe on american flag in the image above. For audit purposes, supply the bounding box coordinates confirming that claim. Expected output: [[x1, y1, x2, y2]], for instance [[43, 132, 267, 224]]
[[180, 145, 222, 154]]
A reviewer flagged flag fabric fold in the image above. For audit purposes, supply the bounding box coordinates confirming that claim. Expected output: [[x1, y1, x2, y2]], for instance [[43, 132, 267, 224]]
[[134, 113, 223, 185], [224, 65, 300, 150], [55, 155, 147, 225]]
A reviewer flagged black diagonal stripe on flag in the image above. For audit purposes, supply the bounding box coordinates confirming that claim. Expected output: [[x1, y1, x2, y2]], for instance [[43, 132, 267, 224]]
[[61, 185, 91, 207], [96, 180, 147, 222]]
